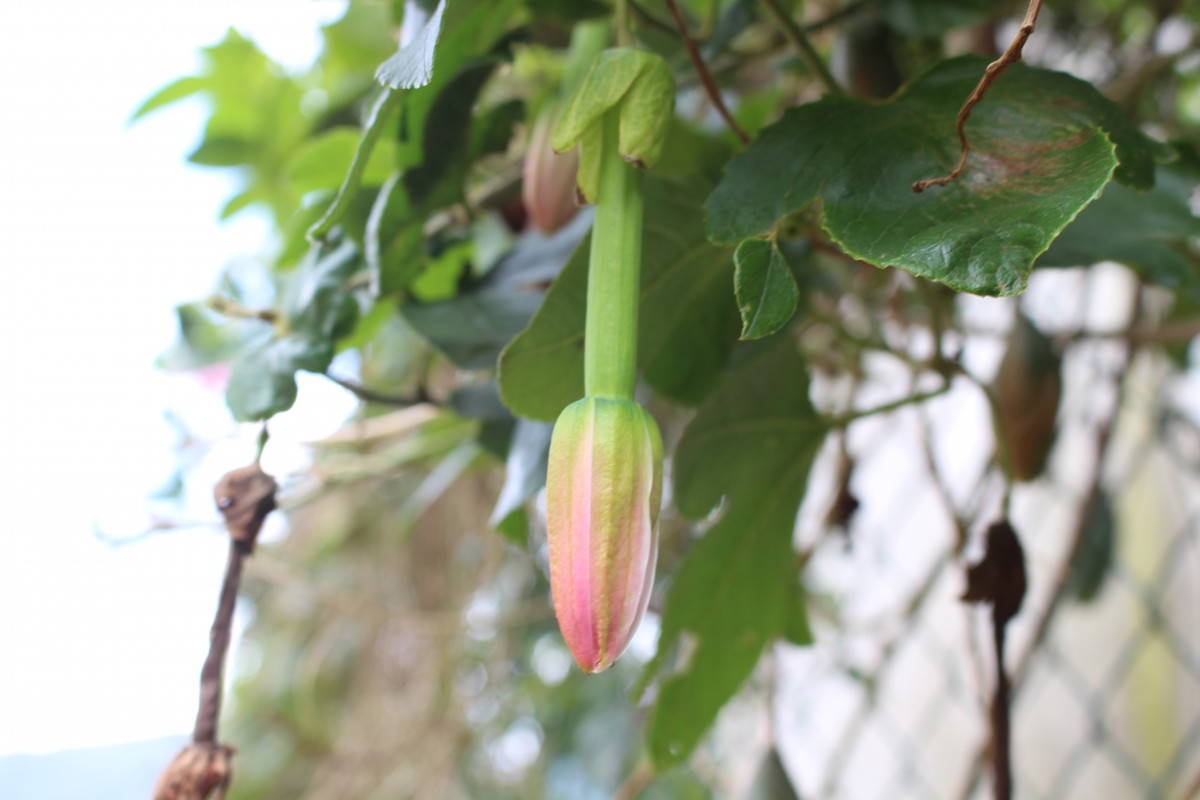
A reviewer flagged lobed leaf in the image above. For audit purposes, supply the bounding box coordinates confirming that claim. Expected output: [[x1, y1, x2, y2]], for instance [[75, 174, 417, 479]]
[[706, 56, 1158, 296]]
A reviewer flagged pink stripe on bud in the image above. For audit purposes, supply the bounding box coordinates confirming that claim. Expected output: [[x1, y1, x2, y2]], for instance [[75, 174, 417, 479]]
[[546, 398, 663, 672]]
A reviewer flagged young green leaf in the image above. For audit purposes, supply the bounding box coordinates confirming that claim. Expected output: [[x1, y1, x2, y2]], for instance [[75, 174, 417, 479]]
[[733, 239, 800, 339], [375, 0, 447, 90]]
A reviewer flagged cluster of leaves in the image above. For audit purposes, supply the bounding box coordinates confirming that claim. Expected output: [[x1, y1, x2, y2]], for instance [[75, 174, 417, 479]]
[[145, 0, 1200, 795]]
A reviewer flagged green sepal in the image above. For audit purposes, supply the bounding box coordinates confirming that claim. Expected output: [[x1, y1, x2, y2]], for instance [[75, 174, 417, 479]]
[[551, 48, 675, 202]]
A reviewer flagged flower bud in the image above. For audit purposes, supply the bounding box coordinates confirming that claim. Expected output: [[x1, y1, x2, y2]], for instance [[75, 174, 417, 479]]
[[523, 106, 580, 234], [546, 397, 663, 672]]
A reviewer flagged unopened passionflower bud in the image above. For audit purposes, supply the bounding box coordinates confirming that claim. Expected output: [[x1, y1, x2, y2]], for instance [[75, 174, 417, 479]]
[[523, 106, 580, 233], [546, 397, 663, 672]]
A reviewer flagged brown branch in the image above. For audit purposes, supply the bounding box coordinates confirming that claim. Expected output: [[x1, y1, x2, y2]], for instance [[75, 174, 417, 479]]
[[156, 464, 277, 800], [663, 0, 750, 145], [912, 0, 1045, 193], [325, 373, 430, 406], [206, 294, 277, 324], [193, 543, 245, 744]]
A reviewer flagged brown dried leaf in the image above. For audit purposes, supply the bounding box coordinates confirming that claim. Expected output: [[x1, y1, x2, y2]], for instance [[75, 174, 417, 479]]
[[153, 742, 235, 800], [962, 520, 1027, 626]]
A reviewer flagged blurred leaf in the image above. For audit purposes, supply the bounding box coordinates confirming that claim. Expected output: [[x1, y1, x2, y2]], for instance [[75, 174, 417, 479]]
[[287, 128, 396, 194], [375, 0, 448, 90], [879, 0, 992, 35], [130, 75, 205, 120], [733, 239, 800, 339], [404, 59, 501, 207], [744, 748, 801, 800], [402, 288, 543, 370], [1068, 491, 1117, 603], [225, 240, 363, 421], [1038, 161, 1200, 295], [227, 334, 334, 421], [707, 56, 1158, 296], [644, 337, 824, 767], [499, 175, 738, 421], [490, 419, 554, 527], [158, 303, 244, 370]]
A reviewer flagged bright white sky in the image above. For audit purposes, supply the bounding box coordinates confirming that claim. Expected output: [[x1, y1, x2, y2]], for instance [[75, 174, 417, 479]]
[[0, 2, 360, 755]]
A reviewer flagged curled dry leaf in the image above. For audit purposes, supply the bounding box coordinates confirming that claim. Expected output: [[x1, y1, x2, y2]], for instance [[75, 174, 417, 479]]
[[153, 742, 235, 800], [962, 520, 1028, 626], [993, 314, 1062, 482], [213, 463, 278, 552]]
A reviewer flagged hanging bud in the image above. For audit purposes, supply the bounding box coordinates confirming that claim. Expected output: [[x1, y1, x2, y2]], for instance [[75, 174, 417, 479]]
[[993, 313, 1062, 482], [522, 106, 580, 233], [546, 397, 663, 672]]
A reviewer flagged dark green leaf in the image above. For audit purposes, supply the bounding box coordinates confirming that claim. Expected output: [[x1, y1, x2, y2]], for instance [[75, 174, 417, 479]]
[[402, 288, 543, 370], [1038, 162, 1200, 295], [707, 56, 1158, 296], [284, 239, 362, 340], [734, 240, 800, 339], [879, 0, 992, 35], [644, 338, 825, 767], [1068, 491, 1117, 604], [226, 335, 335, 421], [404, 60, 500, 207], [499, 176, 739, 421]]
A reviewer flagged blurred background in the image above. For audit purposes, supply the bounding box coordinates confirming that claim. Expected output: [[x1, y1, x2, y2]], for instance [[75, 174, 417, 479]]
[[1, 1, 1198, 799]]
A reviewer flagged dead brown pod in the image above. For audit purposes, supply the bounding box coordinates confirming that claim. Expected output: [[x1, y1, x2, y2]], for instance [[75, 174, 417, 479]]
[[992, 313, 1062, 482]]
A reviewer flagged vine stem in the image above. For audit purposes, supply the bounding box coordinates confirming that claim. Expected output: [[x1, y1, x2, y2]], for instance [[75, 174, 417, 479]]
[[193, 543, 246, 744], [912, 0, 1045, 192], [663, 0, 750, 145], [759, 0, 843, 95], [584, 111, 642, 400]]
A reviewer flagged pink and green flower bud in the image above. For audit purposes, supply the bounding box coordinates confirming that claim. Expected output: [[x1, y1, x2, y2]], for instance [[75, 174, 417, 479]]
[[546, 397, 663, 673], [523, 105, 581, 234]]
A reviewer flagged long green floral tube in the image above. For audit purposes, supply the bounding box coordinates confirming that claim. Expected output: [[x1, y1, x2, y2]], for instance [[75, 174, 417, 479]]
[[544, 48, 674, 672]]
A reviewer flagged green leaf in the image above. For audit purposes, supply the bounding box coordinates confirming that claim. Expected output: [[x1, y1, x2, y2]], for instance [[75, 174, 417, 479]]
[[403, 59, 500, 207], [224, 240, 363, 421], [1037, 162, 1200, 295], [879, 0, 992, 35], [734, 240, 800, 339], [1067, 491, 1117, 604], [499, 175, 738, 420], [188, 136, 258, 167], [644, 337, 824, 767], [287, 128, 396, 194], [706, 56, 1158, 296], [402, 288, 544, 370], [226, 335, 334, 421], [130, 75, 205, 120], [375, 0, 447, 90], [365, 173, 424, 295]]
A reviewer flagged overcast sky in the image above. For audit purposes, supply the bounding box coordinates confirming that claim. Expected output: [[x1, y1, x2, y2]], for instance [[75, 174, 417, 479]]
[[0, 1, 359, 755]]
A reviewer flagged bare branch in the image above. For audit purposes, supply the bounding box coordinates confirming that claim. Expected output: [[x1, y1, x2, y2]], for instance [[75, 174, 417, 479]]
[[663, 0, 750, 145]]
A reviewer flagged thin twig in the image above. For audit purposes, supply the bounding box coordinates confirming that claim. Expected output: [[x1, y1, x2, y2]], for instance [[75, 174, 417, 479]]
[[325, 373, 430, 406], [759, 0, 843, 95], [833, 382, 952, 426], [664, 0, 750, 145], [912, 0, 1045, 193], [206, 295, 277, 324]]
